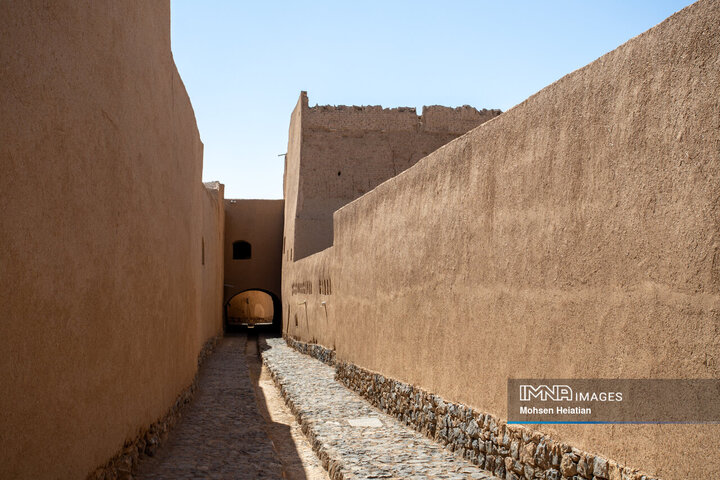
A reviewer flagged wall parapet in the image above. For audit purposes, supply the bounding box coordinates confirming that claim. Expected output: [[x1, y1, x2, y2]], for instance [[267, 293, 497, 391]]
[[286, 91, 501, 260], [284, 337, 659, 480], [304, 98, 501, 134]]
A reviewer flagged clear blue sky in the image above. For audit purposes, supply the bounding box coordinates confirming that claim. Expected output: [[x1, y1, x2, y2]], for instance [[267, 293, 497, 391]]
[[170, 0, 695, 199]]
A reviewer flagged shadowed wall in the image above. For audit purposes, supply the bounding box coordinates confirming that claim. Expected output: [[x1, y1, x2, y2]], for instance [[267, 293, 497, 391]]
[[224, 199, 284, 305], [0, 2, 224, 478], [282, 1, 720, 478], [201, 182, 226, 342]]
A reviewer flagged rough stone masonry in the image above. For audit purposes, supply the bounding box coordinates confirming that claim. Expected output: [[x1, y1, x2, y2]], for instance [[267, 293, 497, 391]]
[[285, 336, 658, 480]]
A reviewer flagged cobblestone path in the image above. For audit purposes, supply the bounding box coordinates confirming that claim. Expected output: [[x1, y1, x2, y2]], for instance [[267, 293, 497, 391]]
[[135, 335, 284, 479], [246, 336, 330, 480], [262, 338, 500, 480]]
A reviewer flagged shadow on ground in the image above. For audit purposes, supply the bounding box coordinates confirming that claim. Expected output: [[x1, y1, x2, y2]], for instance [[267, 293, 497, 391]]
[[133, 331, 327, 479], [243, 330, 329, 480]]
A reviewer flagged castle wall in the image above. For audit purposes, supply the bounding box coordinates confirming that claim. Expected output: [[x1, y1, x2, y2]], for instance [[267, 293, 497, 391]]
[[288, 93, 501, 260], [282, 1, 720, 478], [282, 95, 303, 267], [0, 2, 224, 478]]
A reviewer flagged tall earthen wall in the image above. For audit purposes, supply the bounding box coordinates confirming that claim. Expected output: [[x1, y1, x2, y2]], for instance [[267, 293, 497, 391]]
[[0, 2, 224, 478], [201, 182, 226, 343], [282, 1, 720, 478]]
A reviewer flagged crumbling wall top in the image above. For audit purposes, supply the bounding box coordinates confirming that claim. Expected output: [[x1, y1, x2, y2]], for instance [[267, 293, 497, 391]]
[[301, 91, 501, 134]]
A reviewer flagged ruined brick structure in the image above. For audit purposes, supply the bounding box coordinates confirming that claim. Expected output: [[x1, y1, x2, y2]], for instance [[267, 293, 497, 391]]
[[284, 92, 501, 260]]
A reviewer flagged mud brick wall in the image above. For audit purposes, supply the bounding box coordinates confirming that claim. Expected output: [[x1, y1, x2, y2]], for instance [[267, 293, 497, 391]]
[[284, 92, 500, 260], [0, 2, 224, 478]]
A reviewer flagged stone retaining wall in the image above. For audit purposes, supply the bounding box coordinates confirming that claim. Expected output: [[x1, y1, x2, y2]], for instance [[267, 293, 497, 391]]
[[284, 335, 336, 366], [284, 336, 658, 480], [265, 337, 345, 479]]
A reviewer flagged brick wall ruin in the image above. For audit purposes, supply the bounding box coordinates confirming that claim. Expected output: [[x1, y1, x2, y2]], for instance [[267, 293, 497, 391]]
[[285, 92, 501, 260]]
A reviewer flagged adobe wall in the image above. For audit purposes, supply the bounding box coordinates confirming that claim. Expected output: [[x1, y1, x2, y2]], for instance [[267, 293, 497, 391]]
[[201, 182, 226, 344], [287, 92, 501, 260], [224, 199, 284, 303], [282, 95, 304, 266], [283, 1, 720, 478], [282, 249, 336, 341], [0, 2, 224, 479]]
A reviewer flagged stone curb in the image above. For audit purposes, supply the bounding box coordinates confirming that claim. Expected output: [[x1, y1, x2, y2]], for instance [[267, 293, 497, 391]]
[[283, 335, 660, 480], [265, 337, 501, 480], [285, 335, 336, 366], [260, 347, 352, 479]]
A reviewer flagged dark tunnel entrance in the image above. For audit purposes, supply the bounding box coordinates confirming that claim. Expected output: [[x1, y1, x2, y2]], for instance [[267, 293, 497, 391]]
[[225, 289, 281, 332]]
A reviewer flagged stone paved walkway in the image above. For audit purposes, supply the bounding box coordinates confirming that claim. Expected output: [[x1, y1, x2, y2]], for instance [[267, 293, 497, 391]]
[[262, 338, 501, 480], [135, 335, 284, 479]]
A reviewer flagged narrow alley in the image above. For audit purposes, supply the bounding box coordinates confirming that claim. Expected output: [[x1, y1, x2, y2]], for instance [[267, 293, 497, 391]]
[[134, 334, 327, 480], [3, 3, 717, 479], [133, 334, 499, 480]]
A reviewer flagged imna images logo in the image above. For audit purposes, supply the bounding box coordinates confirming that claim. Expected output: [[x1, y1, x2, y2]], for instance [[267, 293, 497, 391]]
[[519, 384, 573, 402]]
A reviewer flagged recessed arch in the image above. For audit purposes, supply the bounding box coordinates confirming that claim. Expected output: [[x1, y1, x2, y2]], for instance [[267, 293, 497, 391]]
[[225, 288, 281, 330]]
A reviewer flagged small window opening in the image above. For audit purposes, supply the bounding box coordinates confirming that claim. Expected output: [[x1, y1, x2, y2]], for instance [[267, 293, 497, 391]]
[[233, 240, 251, 260], [201, 237, 205, 265]]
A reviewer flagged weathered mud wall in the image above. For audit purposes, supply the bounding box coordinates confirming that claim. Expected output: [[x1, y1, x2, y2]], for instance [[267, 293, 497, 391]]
[[283, 1, 720, 478], [0, 2, 224, 478], [224, 199, 284, 304], [201, 182, 226, 343], [288, 92, 501, 260]]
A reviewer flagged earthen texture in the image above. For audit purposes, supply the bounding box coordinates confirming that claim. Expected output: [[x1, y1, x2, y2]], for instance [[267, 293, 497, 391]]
[[88, 335, 220, 480], [201, 183, 226, 342], [0, 2, 224, 478], [282, 2, 720, 478], [285, 92, 501, 260], [224, 199, 284, 304]]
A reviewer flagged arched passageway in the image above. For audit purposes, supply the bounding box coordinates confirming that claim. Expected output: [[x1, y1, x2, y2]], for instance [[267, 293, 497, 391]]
[[225, 289, 281, 330]]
